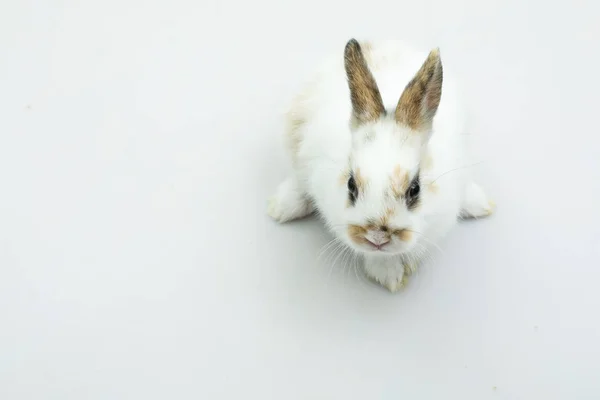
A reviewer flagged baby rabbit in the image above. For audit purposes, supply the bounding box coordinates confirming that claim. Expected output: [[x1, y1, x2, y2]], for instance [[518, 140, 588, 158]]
[[269, 39, 493, 292]]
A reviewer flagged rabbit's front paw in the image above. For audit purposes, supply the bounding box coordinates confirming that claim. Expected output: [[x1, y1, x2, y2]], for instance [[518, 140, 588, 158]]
[[268, 176, 313, 223], [364, 256, 407, 292]]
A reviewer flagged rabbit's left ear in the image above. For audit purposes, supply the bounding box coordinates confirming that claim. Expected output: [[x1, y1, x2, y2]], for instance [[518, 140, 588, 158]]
[[344, 39, 385, 126], [395, 49, 443, 132]]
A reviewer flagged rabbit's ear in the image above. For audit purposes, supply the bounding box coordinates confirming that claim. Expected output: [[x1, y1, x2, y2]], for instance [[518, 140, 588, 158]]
[[344, 39, 385, 125], [395, 49, 443, 131]]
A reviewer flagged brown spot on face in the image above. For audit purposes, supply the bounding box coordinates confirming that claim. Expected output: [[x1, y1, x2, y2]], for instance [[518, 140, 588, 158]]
[[428, 182, 439, 193], [348, 224, 369, 246], [391, 165, 410, 198], [395, 49, 443, 131], [378, 207, 396, 226], [349, 224, 393, 246], [393, 229, 413, 242], [344, 39, 385, 126]]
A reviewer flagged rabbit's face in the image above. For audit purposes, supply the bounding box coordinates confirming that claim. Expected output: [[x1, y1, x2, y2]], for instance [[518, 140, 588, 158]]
[[330, 39, 442, 254], [336, 120, 426, 255]]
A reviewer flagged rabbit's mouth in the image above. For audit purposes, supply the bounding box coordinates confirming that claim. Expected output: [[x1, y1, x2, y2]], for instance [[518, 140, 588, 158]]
[[365, 237, 390, 251], [347, 224, 414, 254]]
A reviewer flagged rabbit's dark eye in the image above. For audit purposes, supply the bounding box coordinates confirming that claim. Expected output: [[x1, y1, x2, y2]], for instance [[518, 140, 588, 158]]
[[348, 175, 359, 204], [405, 175, 420, 209]]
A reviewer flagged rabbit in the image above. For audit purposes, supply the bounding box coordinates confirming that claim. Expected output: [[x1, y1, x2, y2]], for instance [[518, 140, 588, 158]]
[[268, 39, 494, 292]]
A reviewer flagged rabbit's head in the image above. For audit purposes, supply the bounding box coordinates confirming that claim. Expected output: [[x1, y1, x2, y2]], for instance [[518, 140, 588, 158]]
[[333, 39, 443, 255]]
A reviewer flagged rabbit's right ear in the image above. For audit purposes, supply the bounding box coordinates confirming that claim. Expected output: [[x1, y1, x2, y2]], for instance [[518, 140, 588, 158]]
[[344, 39, 385, 126], [395, 49, 443, 132]]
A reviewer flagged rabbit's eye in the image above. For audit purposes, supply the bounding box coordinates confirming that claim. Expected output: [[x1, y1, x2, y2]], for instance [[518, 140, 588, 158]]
[[347, 175, 358, 204], [405, 175, 420, 209]]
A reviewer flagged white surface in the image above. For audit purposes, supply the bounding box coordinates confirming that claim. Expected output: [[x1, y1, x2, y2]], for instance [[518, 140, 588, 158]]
[[1, 0, 599, 398]]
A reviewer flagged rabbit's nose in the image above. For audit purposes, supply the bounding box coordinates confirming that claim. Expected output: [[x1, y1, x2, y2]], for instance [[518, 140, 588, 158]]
[[365, 230, 390, 249]]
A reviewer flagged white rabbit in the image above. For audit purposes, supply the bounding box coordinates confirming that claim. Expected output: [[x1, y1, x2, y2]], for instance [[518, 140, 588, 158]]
[[268, 39, 494, 292]]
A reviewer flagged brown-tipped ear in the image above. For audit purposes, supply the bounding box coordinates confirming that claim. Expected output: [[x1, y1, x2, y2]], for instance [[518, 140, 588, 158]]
[[395, 49, 443, 131], [344, 39, 385, 125]]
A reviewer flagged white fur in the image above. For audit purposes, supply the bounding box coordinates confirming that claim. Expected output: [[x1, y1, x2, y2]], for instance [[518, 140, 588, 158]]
[[269, 40, 492, 291]]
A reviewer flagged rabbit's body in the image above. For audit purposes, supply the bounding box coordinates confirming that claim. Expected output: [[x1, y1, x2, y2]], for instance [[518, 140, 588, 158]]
[[269, 40, 493, 291]]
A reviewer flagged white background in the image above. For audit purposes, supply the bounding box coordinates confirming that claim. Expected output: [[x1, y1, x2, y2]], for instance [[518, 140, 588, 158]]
[[1, 0, 599, 398]]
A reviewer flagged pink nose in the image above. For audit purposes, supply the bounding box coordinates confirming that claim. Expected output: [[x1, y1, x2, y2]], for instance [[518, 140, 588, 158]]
[[366, 238, 390, 249], [365, 231, 390, 249]]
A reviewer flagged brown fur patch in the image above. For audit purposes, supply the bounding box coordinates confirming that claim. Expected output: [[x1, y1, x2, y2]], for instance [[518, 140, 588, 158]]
[[344, 39, 385, 126], [379, 207, 395, 226], [393, 229, 413, 242], [428, 182, 439, 193], [348, 224, 369, 246], [349, 224, 393, 245], [395, 49, 443, 131], [391, 165, 410, 198]]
